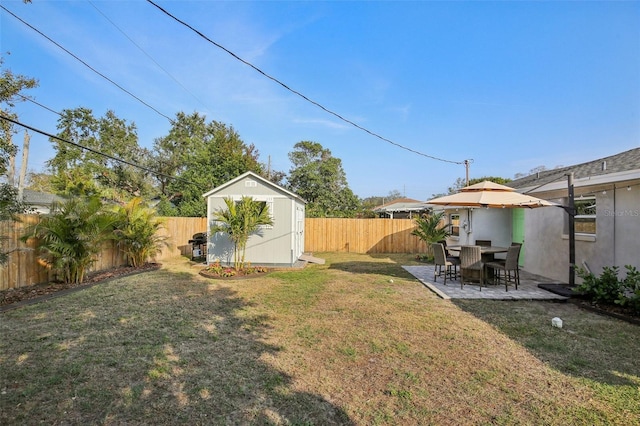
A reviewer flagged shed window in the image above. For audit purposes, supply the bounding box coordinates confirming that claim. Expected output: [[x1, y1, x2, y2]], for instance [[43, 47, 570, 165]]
[[233, 198, 274, 229]]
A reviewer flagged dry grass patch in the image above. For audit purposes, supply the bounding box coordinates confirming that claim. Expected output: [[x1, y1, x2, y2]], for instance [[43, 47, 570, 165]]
[[1, 253, 638, 425]]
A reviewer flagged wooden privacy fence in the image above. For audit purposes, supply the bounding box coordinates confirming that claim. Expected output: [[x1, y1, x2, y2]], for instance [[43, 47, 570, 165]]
[[305, 218, 426, 254], [1, 216, 423, 290], [1, 216, 208, 291]]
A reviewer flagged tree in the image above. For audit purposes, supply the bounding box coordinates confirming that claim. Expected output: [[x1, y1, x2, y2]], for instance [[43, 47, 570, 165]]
[[287, 141, 360, 217], [411, 211, 450, 258], [47, 108, 152, 200], [152, 112, 263, 217], [0, 58, 37, 265], [210, 196, 273, 271], [111, 198, 167, 267], [21, 197, 115, 284], [361, 190, 405, 217], [1, 58, 38, 177]]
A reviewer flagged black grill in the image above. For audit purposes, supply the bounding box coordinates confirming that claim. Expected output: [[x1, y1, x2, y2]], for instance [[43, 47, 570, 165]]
[[188, 232, 207, 260]]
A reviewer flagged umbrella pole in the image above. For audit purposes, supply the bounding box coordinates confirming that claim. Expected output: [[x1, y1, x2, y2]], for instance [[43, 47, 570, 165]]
[[567, 173, 576, 286]]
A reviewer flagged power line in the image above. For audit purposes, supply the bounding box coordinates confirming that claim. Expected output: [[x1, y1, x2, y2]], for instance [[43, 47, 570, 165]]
[[18, 94, 62, 116], [145, 0, 465, 165], [0, 4, 174, 124], [0, 114, 195, 186], [87, 0, 209, 110]]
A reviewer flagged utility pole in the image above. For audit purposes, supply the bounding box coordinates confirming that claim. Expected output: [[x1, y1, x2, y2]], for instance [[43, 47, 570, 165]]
[[17, 130, 30, 201], [464, 159, 472, 186]]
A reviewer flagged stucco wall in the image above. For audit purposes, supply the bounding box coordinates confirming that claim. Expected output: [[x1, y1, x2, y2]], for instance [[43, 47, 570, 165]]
[[442, 208, 512, 247], [524, 186, 640, 283]]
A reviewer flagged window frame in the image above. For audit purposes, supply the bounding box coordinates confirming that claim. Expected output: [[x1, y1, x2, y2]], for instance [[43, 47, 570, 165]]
[[573, 196, 596, 235]]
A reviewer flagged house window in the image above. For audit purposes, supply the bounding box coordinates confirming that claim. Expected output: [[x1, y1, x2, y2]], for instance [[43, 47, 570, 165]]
[[245, 180, 257, 187], [450, 214, 460, 237], [574, 196, 596, 234]]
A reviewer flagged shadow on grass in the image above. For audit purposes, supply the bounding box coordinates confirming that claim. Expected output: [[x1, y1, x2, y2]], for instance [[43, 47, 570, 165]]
[[0, 268, 354, 425], [452, 299, 640, 389], [329, 261, 417, 280]]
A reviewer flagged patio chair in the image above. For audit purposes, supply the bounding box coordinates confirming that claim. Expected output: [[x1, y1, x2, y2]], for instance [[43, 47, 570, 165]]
[[437, 239, 457, 258], [432, 243, 460, 285], [485, 244, 521, 291], [475, 239, 492, 247], [460, 245, 484, 290]]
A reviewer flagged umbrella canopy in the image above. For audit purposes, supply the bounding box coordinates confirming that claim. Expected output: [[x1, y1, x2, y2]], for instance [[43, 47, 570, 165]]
[[427, 181, 557, 209]]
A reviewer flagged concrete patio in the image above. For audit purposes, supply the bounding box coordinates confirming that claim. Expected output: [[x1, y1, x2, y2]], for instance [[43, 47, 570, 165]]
[[403, 265, 569, 300]]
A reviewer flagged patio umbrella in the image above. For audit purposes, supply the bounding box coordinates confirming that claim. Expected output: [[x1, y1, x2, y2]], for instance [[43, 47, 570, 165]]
[[427, 181, 556, 208]]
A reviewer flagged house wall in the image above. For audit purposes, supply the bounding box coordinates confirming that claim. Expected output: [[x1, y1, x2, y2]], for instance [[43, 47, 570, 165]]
[[524, 185, 640, 283], [205, 177, 304, 266], [442, 208, 512, 247], [612, 187, 640, 272]]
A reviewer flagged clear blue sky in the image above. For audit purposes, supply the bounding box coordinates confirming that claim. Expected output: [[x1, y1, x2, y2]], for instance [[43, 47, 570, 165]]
[[2, 1, 639, 199]]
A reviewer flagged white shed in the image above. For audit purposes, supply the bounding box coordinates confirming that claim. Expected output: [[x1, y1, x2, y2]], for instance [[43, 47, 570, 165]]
[[203, 171, 306, 267]]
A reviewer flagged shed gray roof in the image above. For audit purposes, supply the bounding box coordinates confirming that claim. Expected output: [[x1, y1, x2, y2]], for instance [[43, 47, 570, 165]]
[[509, 147, 640, 190], [202, 171, 306, 203]]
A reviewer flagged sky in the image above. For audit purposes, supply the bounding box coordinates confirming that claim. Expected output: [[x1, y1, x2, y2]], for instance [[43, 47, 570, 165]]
[[1, 0, 639, 200]]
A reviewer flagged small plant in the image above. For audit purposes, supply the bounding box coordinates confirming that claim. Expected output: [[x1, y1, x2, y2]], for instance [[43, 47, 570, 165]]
[[202, 260, 267, 278], [576, 266, 621, 304], [411, 211, 450, 259], [616, 265, 640, 312], [576, 264, 640, 314]]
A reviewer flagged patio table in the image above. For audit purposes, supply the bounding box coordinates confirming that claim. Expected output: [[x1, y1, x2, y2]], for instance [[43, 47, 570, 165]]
[[447, 246, 509, 283]]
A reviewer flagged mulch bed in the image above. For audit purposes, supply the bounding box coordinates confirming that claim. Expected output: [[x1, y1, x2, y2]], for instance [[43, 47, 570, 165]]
[[198, 268, 271, 280], [0, 263, 161, 309]]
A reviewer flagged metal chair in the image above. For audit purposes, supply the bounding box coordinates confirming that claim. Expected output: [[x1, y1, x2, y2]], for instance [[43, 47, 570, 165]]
[[485, 244, 521, 291], [460, 245, 484, 290], [432, 243, 460, 285]]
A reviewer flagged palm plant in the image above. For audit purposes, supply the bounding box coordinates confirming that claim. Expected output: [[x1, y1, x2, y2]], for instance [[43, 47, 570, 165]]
[[210, 196, 273, 270], [411, 211, 451, 258], [112, 197, 167, 267], [21, 196, 115, 284]]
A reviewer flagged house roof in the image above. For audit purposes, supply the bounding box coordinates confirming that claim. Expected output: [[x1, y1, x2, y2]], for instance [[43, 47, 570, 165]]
[[22, 189, 65, 206], [509, 147, 640, 192], [373, 198, 430, 212], [202, 171, 306, 203]]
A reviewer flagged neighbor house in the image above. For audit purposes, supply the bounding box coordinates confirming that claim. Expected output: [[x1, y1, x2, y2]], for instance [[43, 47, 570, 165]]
[[373, 198, 430, 219], [508, 147, 640, 283], [22, 189, 65, 214], [203, 171, 306, 267]]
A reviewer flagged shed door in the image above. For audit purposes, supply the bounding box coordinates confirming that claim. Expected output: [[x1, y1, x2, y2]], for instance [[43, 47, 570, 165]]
[[512, 209, 525, 267], [295, 206, 304, 258]]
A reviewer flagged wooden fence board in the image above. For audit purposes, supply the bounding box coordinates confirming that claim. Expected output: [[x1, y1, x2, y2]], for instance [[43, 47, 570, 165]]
[[1, 216, 424, 290], [303, 218, 426, 254]]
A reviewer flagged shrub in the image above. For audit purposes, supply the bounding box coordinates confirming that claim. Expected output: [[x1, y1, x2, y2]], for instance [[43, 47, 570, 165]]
[[112, 198, 168, 267], [21, 196, 114, 284], [576, 266, 621, 304], [617, 265, 640, 312], [577, 265, 640, 314]]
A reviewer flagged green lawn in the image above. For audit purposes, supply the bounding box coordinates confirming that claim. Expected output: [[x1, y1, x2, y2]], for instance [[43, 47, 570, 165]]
[[1, 253, 638, 425]]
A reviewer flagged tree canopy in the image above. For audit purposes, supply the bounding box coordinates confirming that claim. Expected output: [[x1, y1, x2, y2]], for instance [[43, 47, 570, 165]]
[[153, 112, 264, 217], [47, 108, 152, 200], [287, 141, 360, 217]]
